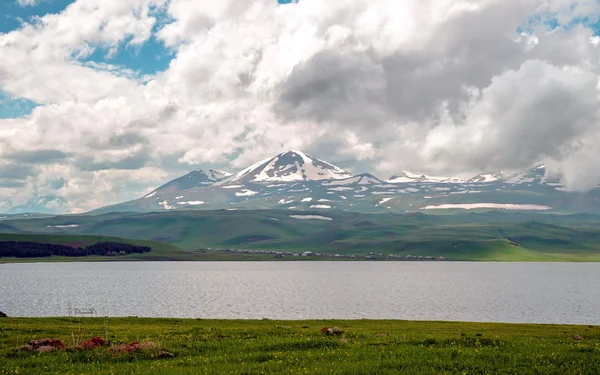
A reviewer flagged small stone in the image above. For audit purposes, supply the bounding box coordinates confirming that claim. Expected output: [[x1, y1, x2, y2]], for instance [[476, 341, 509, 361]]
[[332, 327, 344, 335], [19, 345, 34, 352], [573, 335, 583, 341], [340, 338, 349, 344], [376, 333, 388, 337], [36, 345, 56, 353]]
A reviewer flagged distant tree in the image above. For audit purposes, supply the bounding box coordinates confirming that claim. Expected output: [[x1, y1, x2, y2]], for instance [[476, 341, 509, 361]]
[[0, 241, 151, 258]]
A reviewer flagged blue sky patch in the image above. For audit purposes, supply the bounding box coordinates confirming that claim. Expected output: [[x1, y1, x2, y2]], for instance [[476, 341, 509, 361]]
[[0, 91, 39, 119], [76, 5, 174, 77], [0, 0, 75, 34]]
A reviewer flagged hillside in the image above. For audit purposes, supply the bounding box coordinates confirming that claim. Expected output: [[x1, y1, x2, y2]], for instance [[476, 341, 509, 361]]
[[2, 210, 600, 261]]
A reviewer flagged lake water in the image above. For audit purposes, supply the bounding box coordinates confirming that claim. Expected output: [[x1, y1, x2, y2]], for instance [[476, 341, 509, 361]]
[[1, 262, 598, 324]]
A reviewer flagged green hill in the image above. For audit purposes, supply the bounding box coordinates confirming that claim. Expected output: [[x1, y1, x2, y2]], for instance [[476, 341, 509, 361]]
[[2, 210, 600, 261]]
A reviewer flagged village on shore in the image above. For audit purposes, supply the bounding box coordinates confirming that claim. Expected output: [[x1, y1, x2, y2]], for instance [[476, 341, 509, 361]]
[[210, 248, 453, 261]]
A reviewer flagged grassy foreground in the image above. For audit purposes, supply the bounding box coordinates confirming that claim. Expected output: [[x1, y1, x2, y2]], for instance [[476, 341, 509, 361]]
[[1, 318, 599, 374]]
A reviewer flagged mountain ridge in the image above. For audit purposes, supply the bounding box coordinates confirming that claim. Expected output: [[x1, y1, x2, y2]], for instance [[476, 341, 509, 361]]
[[87, 151, 600, 215]]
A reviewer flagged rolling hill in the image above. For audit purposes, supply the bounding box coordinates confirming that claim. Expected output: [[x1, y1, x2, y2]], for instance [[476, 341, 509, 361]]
[[2, 210, 600, 261]]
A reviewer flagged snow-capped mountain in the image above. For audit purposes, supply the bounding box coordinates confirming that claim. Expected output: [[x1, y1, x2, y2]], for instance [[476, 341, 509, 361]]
[[467, 172, 508, 183], [386, 171, 467, 184], [91, 152, 600, 215], [323, 173, 383, 186], [505, 165, 561, 185], [144, 169, 231, 197], [214, 150, 352, 186]]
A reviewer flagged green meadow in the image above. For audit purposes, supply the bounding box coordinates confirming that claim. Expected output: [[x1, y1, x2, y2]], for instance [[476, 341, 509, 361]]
[[2, 210, 600, 261], [0, 318, 599, 374]]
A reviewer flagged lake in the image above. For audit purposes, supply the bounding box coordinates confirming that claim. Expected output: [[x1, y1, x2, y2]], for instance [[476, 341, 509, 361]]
[[0, 261, 598, 324]]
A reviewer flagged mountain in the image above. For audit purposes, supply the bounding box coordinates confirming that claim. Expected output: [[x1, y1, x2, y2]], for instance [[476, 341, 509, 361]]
[[505, 165, 562, 185], [323, 173, 383, 186], [467, 172, 507, 183], [214, 150, 352, 186], [88, 152, 600, 215], [145, 169, 231, 197], [386, 171, 466, 184]]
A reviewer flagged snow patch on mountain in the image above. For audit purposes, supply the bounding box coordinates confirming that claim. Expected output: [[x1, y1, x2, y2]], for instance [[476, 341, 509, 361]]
[[236, 189, 258, 197], [328, 187, 353, 191], [422, 203, 551, 211], [290, 215, 333, 221], [160, 201, 175, 210], [467, 172, 507, 183], [310, 205, 332, 209], [323, 173, 382, 186], [377, 198, 393, 206], [387, 171, 467, 184], [177, 201, 205, 205]]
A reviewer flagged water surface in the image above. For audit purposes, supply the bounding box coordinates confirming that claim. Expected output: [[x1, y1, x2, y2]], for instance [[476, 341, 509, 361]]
[[0, 261, 597, 324]]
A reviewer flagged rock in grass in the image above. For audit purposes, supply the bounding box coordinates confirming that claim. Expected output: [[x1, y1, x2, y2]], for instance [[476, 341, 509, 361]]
[[0, 311, 7, 318], [19, 345, 34, 352], [574, 335, 583, 341], [321, 327, 344, 336], [78, 336, 109, 349], [157, 351, 174, 359], [28, 338, 65, 350], [110, 341, 157, 354], [36, 345, 57, 353]]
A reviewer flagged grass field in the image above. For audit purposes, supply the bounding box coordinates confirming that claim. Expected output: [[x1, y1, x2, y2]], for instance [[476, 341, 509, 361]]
[[0, 318, 598, 374]]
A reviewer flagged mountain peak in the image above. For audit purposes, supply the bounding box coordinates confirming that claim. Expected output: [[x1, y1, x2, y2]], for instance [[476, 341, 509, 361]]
[[215, 150, 352, 185]]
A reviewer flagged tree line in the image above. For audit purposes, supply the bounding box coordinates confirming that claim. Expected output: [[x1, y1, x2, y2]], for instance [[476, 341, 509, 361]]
[[0, 241, 151, 258]]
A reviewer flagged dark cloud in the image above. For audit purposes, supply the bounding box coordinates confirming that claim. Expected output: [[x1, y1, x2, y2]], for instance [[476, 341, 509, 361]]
[[0, 163, 34, 180], [277, 50, 386, 126], [7, 149, 69, 164], [276, 3, 533, 128]]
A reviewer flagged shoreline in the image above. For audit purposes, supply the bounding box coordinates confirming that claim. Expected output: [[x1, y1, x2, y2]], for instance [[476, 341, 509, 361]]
[[1, 316, 597, 326]]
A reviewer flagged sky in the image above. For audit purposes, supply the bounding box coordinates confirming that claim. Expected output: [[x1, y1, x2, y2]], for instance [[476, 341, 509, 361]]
[[0, 0, 599, 214]]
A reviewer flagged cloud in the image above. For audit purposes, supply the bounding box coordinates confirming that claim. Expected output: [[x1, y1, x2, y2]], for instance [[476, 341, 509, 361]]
[[7, 150, 69, 164], [0, 0, 599, 212], [17, 0, 39, 7]]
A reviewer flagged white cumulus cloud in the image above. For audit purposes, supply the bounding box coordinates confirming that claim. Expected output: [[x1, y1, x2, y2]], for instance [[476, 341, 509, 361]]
[[0, 0, 599, 212]]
